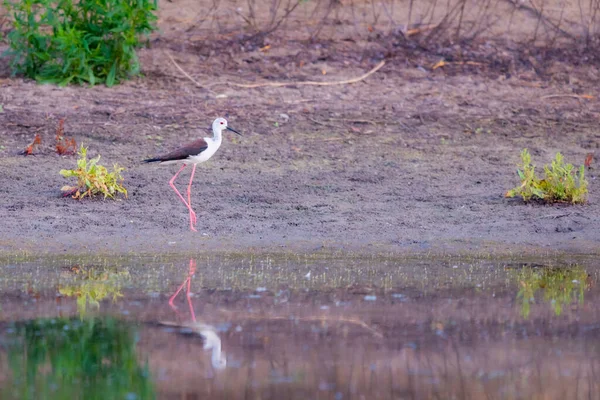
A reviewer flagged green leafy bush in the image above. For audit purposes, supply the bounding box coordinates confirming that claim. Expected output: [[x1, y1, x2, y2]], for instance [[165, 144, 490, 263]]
[[505, 148, 588, 204], [4, 0, 157, 86], [60, 145, 127, 199]]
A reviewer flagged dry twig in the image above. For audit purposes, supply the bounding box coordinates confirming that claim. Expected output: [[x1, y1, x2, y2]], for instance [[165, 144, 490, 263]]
[[432, 60, 486, 70], [541, 94, 594, 100], [166, 52, 204, 88], [406, 24, 437, 36], [224, 61, 386, 88], [327, 117, 378, 125], [167, 52, 385, 92], [307, 117, 345, 130]]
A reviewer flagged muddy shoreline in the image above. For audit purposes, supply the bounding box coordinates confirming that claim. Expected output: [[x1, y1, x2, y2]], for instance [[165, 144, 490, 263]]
[[1, 8, 599, 258]]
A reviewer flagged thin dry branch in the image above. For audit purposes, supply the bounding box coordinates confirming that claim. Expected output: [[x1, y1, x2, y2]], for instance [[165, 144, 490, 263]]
[[223, 60, 386, 89], [432, 60, 486, 70], [541, 94, 594, 100], [307, 117, 346, 130], [406, 24, 437, 36], [502, 0, 574, 39], [166, 52, 204, 88]]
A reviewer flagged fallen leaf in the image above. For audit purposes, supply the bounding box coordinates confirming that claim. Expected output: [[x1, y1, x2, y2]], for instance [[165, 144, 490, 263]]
[[432, 59, 446, 70], [55, 118, 77, 155], [20, 134, 42, 156], [585, 153, 594, 168], [406, 24, 436, 36]]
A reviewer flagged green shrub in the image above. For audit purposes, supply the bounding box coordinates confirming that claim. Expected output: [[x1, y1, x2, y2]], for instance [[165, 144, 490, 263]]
[[60, 145, 127, 199], [505, 148, 588, 204], [4, 0, 157, 86]]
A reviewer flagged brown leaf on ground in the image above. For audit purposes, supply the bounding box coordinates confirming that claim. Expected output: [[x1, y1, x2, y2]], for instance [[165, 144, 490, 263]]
[[585, 153, 594, 169], [55, 118, 77, 155], [20, 134, 42, 156], [432, 59, 446, 70]]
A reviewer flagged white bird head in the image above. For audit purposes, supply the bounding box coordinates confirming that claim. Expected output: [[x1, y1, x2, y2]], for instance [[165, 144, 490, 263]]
[[212, 117, 241, 135]]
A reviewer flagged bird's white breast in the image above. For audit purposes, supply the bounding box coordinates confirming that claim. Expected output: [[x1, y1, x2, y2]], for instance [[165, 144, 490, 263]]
[[189, 137, 221, 164]]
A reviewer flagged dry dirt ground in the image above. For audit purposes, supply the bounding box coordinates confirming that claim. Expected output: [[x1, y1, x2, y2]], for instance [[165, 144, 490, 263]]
[[0, 1, 599, 256]]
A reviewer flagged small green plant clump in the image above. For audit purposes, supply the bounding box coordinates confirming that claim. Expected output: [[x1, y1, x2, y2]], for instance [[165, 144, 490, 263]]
[[505, 148, 588, 204], [61, 145, 127, 199], [4, 0, 157, 86]]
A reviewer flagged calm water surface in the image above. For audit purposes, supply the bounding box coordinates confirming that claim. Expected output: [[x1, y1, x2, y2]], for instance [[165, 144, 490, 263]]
[[0, 253, 598, 399]]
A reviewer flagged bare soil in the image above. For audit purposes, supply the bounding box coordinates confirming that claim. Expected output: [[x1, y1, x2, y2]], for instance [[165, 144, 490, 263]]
[[0, 0, 599, 256]]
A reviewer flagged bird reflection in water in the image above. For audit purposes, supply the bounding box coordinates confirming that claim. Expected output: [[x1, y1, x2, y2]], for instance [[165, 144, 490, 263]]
[[162, 258, 226, 370]]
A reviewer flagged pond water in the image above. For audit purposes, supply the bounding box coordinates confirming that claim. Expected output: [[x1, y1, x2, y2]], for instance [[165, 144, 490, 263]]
[[0, 253, 598, 399]]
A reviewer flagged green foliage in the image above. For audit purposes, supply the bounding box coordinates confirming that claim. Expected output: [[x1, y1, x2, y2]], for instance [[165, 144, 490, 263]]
[[1, 317, 155, 400], [505, 148, 588, 204], [4, 0, 157, 86], [60, 144, 127, 199], [516, 266, 588, 318]]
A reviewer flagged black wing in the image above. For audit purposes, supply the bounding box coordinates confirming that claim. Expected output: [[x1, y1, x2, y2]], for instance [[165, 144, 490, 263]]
[[144, 138, 209, 163]]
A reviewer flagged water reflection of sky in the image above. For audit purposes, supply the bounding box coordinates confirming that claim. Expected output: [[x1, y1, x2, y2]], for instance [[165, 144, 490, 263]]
[[0, 254, 598, 399]]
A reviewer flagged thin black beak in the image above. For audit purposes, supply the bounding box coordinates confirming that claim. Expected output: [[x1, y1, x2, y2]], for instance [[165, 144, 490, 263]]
[[226, 126, 242, 136]]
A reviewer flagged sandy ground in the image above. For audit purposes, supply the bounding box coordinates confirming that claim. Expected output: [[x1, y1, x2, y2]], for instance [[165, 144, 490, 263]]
[[0, 0, 599, 256]]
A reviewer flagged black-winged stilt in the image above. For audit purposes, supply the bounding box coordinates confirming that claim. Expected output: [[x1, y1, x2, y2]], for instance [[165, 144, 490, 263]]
[[144, 117, 241, 231]]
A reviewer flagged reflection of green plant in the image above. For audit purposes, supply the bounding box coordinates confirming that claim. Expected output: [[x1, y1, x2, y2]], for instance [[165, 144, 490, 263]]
[[2, 317, 154, 399], [516, 267, 588, 318], [505, 149, 588, 204], [59, 267, 129, 317], [60, 145, 127, 199]]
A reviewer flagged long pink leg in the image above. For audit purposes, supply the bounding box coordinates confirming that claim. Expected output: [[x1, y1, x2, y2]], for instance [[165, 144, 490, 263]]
[[187, 164, 198, 228], [168, 164, 197, 232]]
